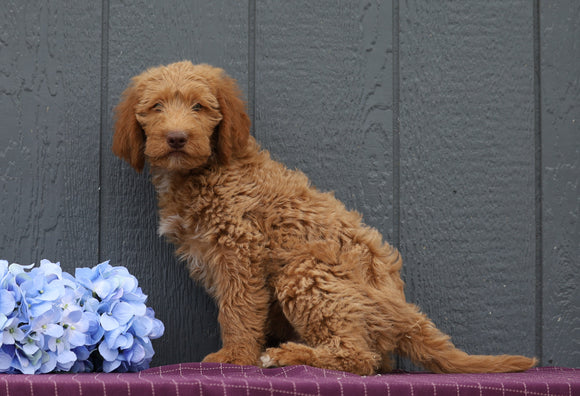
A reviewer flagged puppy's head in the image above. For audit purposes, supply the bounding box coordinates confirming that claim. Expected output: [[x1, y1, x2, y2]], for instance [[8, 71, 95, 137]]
[[112, 61, 250, 172]]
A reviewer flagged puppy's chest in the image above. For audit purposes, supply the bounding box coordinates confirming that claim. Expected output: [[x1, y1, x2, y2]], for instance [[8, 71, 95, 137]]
[[156, 189, 216, 283], [156, 196, 211, 245], [157, 212, 196, 242], [153, 174, 213, 243]]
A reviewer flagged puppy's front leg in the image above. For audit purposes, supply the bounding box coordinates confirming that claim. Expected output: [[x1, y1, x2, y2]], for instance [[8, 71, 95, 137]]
[[202, 258, 269, 366]]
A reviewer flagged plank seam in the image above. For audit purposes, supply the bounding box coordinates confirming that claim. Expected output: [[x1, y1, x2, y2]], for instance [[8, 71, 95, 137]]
[[98, 0, 110, 263], [533, 0, 543, 365], [392, 0, 401, 250], [248, 0, 256, 136], [393, 0, 402, 371]]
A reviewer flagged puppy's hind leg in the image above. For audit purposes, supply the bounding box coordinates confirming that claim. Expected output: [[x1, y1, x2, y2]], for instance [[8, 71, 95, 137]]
[[263, 254, 381, 375], [260, 298, 381, 375]]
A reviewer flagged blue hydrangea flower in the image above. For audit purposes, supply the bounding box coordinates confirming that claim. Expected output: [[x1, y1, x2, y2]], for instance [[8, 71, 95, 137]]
[[1, 316, 25, 346], [0, 259, 164, 374]]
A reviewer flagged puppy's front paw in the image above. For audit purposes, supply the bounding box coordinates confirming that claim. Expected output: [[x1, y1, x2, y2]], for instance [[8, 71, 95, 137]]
[[202, 347, 259, 366]]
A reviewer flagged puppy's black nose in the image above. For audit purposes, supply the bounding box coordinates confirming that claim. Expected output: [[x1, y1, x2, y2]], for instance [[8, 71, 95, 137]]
[[167, 131, 188, 149]]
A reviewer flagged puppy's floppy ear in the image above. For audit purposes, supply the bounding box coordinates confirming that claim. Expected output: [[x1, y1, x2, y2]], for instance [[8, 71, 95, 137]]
[[212, 69, 251, 164], [112, 77, 145, 172]]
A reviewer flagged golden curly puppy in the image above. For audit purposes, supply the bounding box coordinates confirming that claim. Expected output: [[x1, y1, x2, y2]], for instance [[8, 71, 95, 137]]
[[112, 61, 536, 375]]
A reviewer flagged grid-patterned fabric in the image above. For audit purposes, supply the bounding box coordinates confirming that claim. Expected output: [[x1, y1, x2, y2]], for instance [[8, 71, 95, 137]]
[[0, 365, 577, 396]]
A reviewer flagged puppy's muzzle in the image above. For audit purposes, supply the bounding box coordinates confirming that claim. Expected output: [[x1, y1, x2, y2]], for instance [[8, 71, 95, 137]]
[[167, 131, 188, 150]]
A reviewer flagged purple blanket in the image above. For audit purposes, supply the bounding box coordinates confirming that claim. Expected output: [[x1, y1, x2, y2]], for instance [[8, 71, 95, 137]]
[[0, 364, 578, 396]]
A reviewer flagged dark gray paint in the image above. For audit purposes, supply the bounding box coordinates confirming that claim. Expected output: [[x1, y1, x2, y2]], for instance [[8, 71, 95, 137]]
[[398, 1, 536, 366], [539, 1, 580, 367], [0, 1, 101, 270], [0, 1, 578, 368]]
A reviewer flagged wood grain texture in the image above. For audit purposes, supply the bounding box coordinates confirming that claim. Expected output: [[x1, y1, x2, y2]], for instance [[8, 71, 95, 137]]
[[0, 1, 101, 271], [255, 0, 394, 238], [101, 0, 249, 366], [540, 0, 580, 368], [398, 0, 536, 363]]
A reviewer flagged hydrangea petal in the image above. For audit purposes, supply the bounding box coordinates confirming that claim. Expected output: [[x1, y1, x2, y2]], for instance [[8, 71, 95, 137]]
[[64, 309, 83, 324], [29, 301, 53, 317], [61, 272, 78, 289], [114, 333, 133, 350], [150, 318, 165, 339], [105, 325, 127, 349], [93, 280, 113, 300], [130, 302, 147, 317], [68, 330, 88, 347], [120, 276, 138, 293], [44, 324, 64, 338], [102, 359, 121, 373], [112, 302, 135, 326], [0, 291, 15, 316], [22, 341, 40, 356], [98, 342, 118, 362], [56, 350, 77, 365], [8, 263, 34, 276], [100, 313, 119, 331], [123, 289, 147, 304], [129, 342, 146, 364], [0, 349, 13, 371], [36, 283, 64, 301], [39, 260, 62, 278], [40, 351, 57, 374], [73, 346, 90, 361], [83, 297, 100, 313], [96, 261, 112, 275], [131, 316, 153, 338], [74, 267, 94, 290]]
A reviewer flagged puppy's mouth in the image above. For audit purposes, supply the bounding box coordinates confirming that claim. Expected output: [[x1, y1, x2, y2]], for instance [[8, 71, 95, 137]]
[[148, 149, 187, 161], [166, 150, 187, 158], [161, 149, 195, 163], [148, 149, 211, 171]]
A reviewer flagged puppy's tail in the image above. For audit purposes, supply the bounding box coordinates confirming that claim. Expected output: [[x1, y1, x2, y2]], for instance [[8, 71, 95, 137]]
[[396, 308, 537, 373]]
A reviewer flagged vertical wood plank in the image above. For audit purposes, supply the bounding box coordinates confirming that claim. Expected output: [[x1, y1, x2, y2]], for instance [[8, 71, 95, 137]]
[[540, 0, 580, 367], [0, 1, 101, 271], [255, 0, 394, 238], [399, 0, 536, 363], [101, 0, 249, 366]]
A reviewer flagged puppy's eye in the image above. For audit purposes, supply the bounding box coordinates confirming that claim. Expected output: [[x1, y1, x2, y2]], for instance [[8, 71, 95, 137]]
[[152, 103, 163, 112], [192, 103, 202, 112]]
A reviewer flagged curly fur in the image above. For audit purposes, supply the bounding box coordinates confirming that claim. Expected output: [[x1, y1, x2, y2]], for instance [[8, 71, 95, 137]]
[[112, 61, 537, 375]]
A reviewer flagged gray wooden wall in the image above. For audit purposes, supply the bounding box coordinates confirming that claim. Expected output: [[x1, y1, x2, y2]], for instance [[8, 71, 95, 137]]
[[1, 1, 578, 369]]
